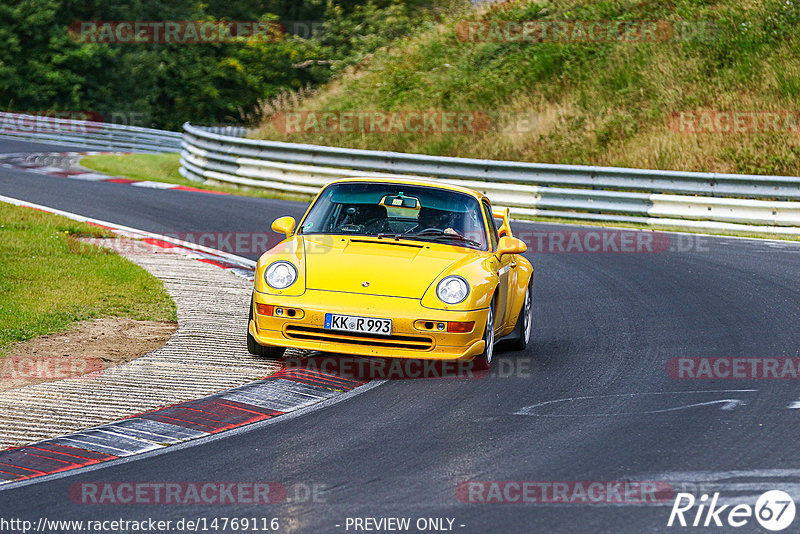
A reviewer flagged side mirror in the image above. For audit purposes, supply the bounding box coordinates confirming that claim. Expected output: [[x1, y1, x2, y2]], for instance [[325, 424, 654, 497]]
[[271, 216, 296, 238], [497, 236, 526, 258]]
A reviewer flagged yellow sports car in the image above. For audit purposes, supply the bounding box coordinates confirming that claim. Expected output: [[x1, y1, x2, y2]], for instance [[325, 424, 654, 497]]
[[247, 177, 533, 367]]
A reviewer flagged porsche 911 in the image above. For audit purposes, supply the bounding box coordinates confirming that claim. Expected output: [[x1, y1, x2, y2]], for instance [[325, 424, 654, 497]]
[[247, 177, 533, 367]]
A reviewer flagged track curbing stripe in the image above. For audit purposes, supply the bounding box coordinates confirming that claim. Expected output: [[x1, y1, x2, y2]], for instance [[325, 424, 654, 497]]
[[0, 151, 230, 195], [0, 189, 376, 487], [0, 365, 369, 485]]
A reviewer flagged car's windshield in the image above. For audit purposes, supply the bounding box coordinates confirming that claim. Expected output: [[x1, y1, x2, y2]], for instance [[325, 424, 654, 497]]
[[299, 182, 489, 250]]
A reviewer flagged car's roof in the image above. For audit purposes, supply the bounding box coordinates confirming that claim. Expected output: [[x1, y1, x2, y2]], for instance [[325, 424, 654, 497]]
[[325, 176, 488, 202]]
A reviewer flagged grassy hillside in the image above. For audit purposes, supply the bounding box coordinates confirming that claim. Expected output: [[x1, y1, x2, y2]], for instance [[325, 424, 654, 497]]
[[254, 0, 800, 176]]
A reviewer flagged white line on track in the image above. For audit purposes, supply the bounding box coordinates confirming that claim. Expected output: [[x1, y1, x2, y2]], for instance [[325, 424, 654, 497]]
[[0, 379, 387, 491], [0, 193, 256, 268], [0, 194, 387, 489]]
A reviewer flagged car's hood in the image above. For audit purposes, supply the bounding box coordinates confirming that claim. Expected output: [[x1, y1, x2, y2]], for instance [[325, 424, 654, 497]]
[[303, 235, 471, 298]]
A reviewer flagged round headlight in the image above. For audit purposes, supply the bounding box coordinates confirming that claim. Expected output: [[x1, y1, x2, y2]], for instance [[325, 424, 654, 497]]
[[264, 261, 297, 289], [436, 276, 469, 304]]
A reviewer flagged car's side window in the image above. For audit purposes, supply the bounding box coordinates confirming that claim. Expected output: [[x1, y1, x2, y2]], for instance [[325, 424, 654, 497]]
[[483, 201, 499, 251]]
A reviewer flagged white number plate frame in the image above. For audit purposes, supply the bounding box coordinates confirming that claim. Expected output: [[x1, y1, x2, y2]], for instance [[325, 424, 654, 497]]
[[324, 313, 392, 336]]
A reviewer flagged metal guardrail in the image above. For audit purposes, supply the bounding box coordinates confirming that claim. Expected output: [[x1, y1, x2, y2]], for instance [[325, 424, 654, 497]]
[[180, 122, 800, 236], [2, 111, 795, 236], [0, 112, 181, 152], [181, 123, 800, 200], [194, 125, 250, 137]]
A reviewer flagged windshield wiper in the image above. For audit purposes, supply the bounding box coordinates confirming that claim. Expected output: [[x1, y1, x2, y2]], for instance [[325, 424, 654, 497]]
[[374, 233, 424, 243], [409, 229, 483, 248], [432, 234, 483, 248], [377, 233, 401, 240], [375, 231, 482, 249]]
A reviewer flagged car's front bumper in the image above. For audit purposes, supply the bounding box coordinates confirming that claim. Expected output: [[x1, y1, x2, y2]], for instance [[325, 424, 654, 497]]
[[249, 289, 488, 360]]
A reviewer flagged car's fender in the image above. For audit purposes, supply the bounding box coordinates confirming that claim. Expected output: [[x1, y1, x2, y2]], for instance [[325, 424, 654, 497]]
[[254, 236, 307, 296], [420, 253, 499, 311], [503, 255, 534, 331]]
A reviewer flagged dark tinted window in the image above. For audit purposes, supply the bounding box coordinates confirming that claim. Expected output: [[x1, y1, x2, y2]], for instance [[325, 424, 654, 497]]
[[300, 182, 489, 250]]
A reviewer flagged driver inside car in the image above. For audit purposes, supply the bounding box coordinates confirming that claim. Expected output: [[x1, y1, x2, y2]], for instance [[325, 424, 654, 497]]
[[411, 206, 461, 235]]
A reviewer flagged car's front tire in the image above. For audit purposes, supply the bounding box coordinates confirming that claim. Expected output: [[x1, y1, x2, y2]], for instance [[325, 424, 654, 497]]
[[247, 295, 285, 359], [474, 297, 496, 370]]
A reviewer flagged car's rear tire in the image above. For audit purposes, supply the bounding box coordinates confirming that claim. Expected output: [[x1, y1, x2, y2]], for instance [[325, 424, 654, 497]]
[[510, 278, 533, 351], [247, 295, 285, 359], [473, 298, 496, 370]]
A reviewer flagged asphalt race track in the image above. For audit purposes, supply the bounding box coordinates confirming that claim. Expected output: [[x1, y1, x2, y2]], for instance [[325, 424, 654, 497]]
[[2, 139, 800, 533]]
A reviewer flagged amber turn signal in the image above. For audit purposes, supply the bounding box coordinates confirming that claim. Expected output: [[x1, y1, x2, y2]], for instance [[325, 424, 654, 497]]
[[447, 321, 474, 333], [256, 303, 274, 316]]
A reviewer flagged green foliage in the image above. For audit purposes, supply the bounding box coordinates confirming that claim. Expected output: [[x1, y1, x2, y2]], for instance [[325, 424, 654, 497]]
[[0, 0, 451, 129], [254, 0, 800, 176]]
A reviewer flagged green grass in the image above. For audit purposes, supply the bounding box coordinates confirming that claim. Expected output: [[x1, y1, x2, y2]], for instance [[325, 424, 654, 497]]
[[81, 153, 185, 184], [80, 153, 309, 201], [0, 203, 177, 355], [253, 0, 800, 177]]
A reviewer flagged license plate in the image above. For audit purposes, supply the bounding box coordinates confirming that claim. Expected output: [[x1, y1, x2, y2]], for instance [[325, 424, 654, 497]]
[[324, 313, 392, 336]]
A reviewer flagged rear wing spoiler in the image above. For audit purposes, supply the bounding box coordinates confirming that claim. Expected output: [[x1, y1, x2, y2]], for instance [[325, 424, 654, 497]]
[[491, 207, 513, 238]]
